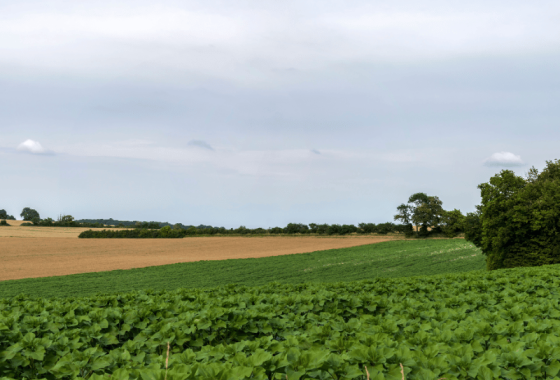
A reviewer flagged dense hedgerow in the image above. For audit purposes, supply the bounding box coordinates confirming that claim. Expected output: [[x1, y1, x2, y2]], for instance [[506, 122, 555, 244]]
[[2, 265, 560, 379], [78, 226, 186, 238], [78, 223, 412, 238]]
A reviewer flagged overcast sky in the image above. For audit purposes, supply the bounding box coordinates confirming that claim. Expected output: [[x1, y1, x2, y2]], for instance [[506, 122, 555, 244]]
[[1, 0, 559, 227]]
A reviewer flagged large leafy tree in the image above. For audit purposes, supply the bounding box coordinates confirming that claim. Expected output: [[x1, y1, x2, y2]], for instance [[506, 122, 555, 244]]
[[396, 193, 444, 236], [472, 159, 560, 270], [20, 207, 40, 221]]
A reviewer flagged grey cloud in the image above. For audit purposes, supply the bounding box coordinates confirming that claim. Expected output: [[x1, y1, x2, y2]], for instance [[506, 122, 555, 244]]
[[311, 149, 321, 154], [187, 140, 214, 150]]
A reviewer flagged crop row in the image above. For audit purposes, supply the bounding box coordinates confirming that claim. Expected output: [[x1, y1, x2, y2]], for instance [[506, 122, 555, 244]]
[[2, 265, 560, 379]]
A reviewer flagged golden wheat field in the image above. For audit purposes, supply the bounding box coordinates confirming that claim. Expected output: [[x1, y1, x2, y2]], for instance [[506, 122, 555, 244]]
[[0, 222, 398, 281]]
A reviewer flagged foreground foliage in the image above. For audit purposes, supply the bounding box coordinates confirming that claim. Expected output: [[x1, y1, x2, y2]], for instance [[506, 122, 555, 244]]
[[0, 240, 484, 298], [2, 264, 560, 380]]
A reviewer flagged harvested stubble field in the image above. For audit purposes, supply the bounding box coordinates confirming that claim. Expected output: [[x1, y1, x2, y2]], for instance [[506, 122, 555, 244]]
[[0, 224, 398, 281]]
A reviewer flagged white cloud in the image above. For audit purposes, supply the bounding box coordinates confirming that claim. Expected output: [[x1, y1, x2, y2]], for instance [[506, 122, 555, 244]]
[[17, 139, 52, 155], [484, 152, 525, 167]]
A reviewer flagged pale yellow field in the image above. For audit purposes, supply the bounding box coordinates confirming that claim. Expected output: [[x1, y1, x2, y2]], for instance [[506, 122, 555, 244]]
[[0, 221, 400, 280]]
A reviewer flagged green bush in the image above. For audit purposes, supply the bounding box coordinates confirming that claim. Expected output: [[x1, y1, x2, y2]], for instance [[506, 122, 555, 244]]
[[0, 219, 10, 226]]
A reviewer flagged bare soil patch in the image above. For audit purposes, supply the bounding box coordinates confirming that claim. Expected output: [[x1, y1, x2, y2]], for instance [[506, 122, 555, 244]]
[[0, 236, 398, 281]]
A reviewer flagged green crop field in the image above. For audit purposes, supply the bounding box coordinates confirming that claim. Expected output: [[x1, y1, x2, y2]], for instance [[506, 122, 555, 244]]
[[2, 263, 560, 380], [0, 239, 484, 298]]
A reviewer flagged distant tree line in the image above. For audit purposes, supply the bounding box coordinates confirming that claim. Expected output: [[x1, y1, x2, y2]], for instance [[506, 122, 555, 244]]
[[79, 222, 413, 238], [76, 218, 214, 230], [8, 204, 467, 239], [21, 214, 113, 228]]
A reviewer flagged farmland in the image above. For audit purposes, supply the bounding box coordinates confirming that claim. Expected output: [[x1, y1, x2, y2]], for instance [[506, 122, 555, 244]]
[[2, 264, 560, 380], [0, 235, 397, 282], [0, 239, 483, 298]]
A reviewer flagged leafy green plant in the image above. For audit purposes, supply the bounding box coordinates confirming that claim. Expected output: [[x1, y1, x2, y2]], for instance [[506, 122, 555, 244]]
[[2, 263, 560, 379]]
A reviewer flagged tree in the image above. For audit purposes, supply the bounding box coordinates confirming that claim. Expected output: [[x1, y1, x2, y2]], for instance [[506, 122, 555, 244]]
[[463, 208, 482, 247], [440, 209, 465, 238], [471, 160, 560, 270], [394, 204, 413, 236], [397, 193, 444, 237], [340, 224, 358, 235], [358, 223, 377, 234], [414, 196, 444, 236], [376, 222, 396, 235], [42, 218, 54, 226], [285, 223, 309, 234], [159, 226, 172, 237], [58, 215, 74, 224], [394, 204, 412, 225], [326, 224, 341, 235], [0, 209, 7, 219], [20, 207, 40, 221]]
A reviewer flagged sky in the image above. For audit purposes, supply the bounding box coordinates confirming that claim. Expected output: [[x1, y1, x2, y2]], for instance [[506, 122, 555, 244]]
[[1, 0, 559, 227]]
